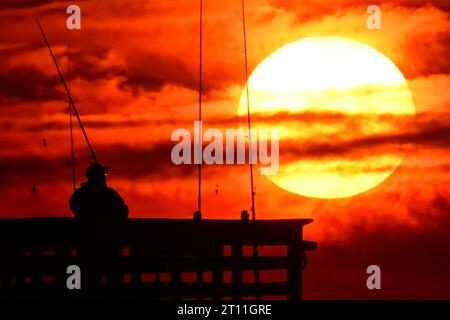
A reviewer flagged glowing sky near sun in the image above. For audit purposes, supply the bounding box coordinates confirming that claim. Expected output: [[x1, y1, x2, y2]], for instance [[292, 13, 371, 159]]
[[238, 36, 415, 198]]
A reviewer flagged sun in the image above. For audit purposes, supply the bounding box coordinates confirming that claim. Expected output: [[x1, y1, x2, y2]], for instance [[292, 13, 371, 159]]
[[238, 36, 415, 199]]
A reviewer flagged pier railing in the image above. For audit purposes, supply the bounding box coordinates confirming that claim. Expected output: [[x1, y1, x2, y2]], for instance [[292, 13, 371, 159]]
[[0, 218, 316, 300]]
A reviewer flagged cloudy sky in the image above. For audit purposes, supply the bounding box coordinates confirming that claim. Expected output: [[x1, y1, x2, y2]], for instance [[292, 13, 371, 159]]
[[0, 0, 449, 298]]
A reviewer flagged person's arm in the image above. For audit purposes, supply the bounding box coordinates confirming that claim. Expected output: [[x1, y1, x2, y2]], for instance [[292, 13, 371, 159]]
[[69, 190, 82, 218], [118, 195, 129, 219], [110, 189, 129, 219]]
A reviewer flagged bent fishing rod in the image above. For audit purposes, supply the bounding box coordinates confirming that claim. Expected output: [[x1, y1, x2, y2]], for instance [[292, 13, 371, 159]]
[[36, 19, 97, 163]]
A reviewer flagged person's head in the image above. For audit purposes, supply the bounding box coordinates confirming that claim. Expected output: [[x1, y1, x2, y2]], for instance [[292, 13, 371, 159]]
[[241, 210, 249, 221], [86, 162, 109, 185]]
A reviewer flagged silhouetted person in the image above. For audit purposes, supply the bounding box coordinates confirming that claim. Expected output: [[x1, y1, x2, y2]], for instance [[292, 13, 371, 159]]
[[241, 210, 249, 222], [70, 163, 128, 221], [69, 162, 128, 297], [193, 211, 202, 221]]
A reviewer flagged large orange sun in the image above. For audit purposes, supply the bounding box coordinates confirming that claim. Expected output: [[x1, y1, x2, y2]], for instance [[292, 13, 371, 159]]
[[238, 36, 415, 199]]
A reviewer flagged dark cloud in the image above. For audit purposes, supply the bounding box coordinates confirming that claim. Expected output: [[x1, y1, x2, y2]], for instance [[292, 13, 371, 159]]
[[281, 124, 449, 160], [68, 48, 122, 82], [9, 111, 415, 131], [12, 110, 450, 164], [0, 0, 59, 10], [117, 52, 238, 94], [0, 142, 195, 187], [28, 45, 230, 97], [270, 0, 450, 21], [401, 30, 450, 78], [119, 54, 198, 93], [0, 66, 63, 105], [269, 0, 450, 79], [97, 143, 196, 180]]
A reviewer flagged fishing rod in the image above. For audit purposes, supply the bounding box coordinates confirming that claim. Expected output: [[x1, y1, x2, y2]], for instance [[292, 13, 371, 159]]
[[241, 0, 256, 221], [198, 0, 203, 215], [241, 0, 260, 297], [36, 19, 97, 163], [68, 43, 76, 191]]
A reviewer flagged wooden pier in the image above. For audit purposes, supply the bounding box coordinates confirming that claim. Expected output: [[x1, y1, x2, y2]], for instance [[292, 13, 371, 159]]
[[0, 218, 316, 300]]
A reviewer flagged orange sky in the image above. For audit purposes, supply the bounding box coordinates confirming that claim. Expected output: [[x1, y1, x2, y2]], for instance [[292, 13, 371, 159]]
[[1, 0, 450, 298]]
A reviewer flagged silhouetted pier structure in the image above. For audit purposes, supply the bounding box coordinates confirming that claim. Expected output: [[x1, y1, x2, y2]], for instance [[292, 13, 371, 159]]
[[0, 218, 316, 300]]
